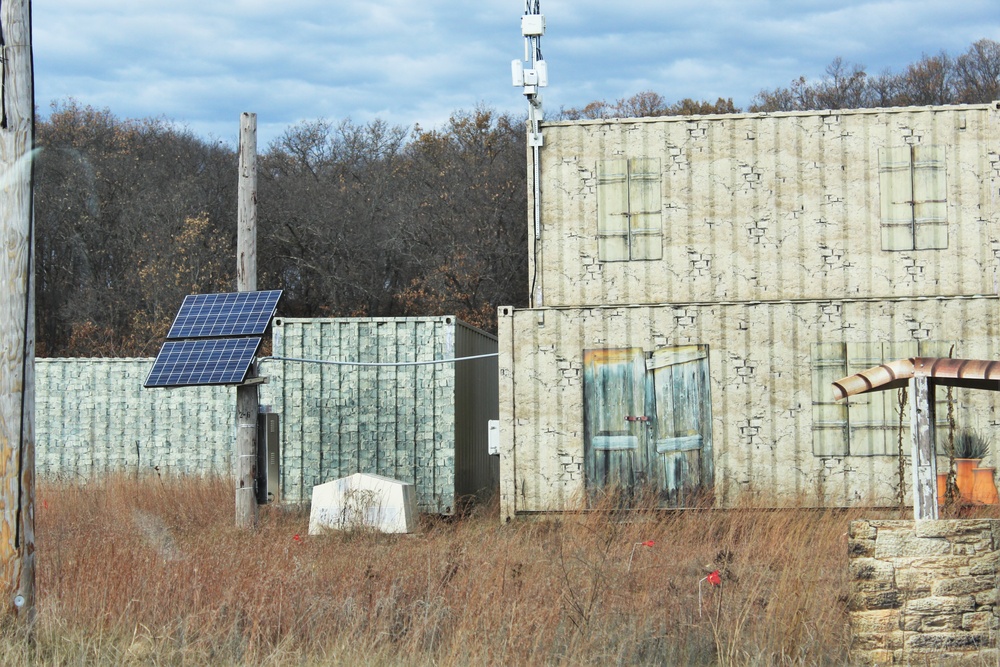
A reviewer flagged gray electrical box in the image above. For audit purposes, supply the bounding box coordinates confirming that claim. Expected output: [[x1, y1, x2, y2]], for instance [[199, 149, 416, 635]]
[[256, 412, 280, 504]]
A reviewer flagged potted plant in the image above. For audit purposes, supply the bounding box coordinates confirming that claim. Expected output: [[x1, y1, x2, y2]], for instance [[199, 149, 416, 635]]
[[955, 430, 991, 501]]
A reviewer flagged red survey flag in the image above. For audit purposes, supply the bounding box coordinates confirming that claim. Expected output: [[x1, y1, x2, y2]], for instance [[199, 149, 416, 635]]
[[707, 570, 721, 586]]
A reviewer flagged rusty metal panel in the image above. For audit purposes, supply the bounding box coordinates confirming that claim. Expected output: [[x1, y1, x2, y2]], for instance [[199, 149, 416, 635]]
[[532, 103, 1000, 308]]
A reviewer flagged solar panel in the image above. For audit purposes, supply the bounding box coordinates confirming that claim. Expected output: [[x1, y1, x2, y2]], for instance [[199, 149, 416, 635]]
[[144, 337, 262, 388], [166, 290, 282, 339]]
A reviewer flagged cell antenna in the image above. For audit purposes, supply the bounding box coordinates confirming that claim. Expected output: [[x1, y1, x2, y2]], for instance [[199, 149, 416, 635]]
[[512, 0, 547, 143], [513, 1, 547, 306]]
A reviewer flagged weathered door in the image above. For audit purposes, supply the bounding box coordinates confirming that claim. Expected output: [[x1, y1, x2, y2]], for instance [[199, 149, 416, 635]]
[[582, 348, 647, 493], [583, 345, 713, 506], [647, 345, 713, 505]]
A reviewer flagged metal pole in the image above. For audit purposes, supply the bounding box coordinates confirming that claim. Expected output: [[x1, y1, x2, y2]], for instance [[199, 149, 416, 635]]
[[0, 0, 36, 620], [235, 112, 259, 528]]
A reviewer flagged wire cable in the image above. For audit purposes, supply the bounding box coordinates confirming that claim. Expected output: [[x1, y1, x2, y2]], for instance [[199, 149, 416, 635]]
[[261, 352, 498, 369]]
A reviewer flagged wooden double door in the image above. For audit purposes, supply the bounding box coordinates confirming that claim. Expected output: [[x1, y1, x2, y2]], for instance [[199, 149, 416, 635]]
[[583, 345, 713, 506]]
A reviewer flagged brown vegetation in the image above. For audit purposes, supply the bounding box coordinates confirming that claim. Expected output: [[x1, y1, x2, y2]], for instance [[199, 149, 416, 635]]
[[10, 475, 992, 665]]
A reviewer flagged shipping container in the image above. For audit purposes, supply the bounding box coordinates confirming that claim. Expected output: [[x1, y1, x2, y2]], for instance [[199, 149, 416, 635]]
[[268, 316, 498, 512], [34, 317, 499, 515], [529, 103, 1000, 308], [498, 298, 999, 519], [501, 103, 1000, 518], [35, 358, 235, 477]]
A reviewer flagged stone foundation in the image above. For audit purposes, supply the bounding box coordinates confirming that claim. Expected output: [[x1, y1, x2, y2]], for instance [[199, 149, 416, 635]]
[[849, 519, 1000, 665]]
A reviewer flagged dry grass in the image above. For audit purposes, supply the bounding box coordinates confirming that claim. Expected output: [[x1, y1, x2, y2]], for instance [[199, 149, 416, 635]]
[[6, 475, 989, 665]]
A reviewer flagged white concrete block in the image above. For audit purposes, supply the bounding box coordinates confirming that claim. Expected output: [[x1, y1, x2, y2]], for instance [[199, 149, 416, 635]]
[[309, 472, 417, 534]]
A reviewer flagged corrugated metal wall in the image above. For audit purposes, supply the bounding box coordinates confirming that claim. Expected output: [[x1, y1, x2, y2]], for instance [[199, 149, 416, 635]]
[[268, 316, 498, 511], [36, 358, 235, 477], [531, 104, 1000, 308], [34, 317, 499, 514], [498, 296, 1000, 518], [453, 321, 500, 501]]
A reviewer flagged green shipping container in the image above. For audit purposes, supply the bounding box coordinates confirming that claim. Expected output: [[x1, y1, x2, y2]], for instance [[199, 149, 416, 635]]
[[267, 317, 498, 513]]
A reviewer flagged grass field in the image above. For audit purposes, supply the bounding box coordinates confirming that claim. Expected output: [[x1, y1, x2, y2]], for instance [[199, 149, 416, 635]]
[[4, 475, 990, 666]]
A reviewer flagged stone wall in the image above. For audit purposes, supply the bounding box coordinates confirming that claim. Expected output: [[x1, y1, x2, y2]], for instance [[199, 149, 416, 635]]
[[849, 519, 1000, 666]]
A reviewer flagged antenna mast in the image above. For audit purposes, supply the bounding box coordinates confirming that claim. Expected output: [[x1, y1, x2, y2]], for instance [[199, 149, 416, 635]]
[[512, 0, 547, 305]]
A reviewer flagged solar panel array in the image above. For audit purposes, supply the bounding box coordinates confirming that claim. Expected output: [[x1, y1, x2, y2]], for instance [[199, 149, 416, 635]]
[[166, 290, 282, 339], [145, 290, 281, 388], [145, 338, 262, 388]]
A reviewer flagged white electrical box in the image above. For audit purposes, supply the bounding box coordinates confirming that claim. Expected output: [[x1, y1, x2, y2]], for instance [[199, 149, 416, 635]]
[[521, 14, 545, 36], [488, 419, 500, 456], [511, 60, 524, 86], [535, 60, 548, 87]]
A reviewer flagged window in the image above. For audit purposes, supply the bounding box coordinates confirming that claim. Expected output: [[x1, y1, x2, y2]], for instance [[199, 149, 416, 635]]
[[811, 341, 953, 456], [597, 158, 663, 261], [878, 145, 947, 251]]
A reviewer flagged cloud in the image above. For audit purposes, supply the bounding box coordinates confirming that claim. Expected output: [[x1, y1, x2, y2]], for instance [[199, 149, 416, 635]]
[[32, 1, 1000, 146]]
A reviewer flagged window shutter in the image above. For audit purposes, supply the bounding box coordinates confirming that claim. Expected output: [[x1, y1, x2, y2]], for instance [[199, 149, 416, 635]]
[[879, 146, 916, 251], [846, 342, 890, 456], [882, 341, 917, 456], [597, 159, 630, 261], [628, 158, 663, 260], [811, 343, 848, 456], [911, 145, 948, 250]]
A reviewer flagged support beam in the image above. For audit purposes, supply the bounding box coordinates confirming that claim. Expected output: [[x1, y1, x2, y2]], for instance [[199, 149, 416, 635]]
[[910, 375, 938, 520]]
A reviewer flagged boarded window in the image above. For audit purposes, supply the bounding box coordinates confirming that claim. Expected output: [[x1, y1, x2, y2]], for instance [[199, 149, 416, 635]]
[[811, 341, 953, 456], [597, 158, 663, 261], [878, 145, 947, 251]]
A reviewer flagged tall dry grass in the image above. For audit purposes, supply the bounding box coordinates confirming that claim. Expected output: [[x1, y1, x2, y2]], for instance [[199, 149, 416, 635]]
[[3, 475, 970, 665]]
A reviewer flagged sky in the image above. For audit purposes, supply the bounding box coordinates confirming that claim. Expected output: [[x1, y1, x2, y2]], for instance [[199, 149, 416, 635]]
[[33, 1, 1000, 149]]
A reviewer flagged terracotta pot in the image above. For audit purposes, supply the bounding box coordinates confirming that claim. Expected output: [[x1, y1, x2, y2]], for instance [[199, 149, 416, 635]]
[[937, 472, 948, 506], [973, 467, 999, 505], [955, 458, 980, 501]]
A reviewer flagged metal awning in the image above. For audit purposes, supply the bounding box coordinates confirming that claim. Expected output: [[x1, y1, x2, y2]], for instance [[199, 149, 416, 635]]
[[831, 356, 1000, 521], [833, 357, 1000, 402]]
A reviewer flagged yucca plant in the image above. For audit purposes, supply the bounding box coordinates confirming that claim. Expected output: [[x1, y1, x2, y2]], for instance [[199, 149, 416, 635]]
[[955, 430, 991, 460]]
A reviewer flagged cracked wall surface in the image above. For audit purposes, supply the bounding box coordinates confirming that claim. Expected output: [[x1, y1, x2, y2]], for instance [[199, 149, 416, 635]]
[[502, 104, 1000, 518], [531, 104, 1000, 308], [498, 297, 999, 518]]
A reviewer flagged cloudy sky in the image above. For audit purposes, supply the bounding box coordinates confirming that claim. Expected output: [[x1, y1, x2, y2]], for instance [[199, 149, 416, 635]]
[[33, 1, 1000, 148]]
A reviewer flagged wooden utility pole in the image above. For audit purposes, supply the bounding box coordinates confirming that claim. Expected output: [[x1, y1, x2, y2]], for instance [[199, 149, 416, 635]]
[[0, 0, 36, 620], [235, 112, 259, 528]]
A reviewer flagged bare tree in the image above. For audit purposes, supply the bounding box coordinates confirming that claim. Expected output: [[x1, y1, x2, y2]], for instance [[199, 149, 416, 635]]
[[955, 38, 1000, 103]]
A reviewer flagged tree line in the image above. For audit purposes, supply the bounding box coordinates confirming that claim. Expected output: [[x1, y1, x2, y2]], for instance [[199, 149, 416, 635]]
[[35, 104, 528, 356], [34, 38, 1000, 356]]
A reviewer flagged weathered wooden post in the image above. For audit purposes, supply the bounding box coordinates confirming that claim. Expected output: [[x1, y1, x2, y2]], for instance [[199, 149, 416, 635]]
[[0, 0, 36, 619], [235, 112, 259, 528], [910, 374, 939, 520]]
